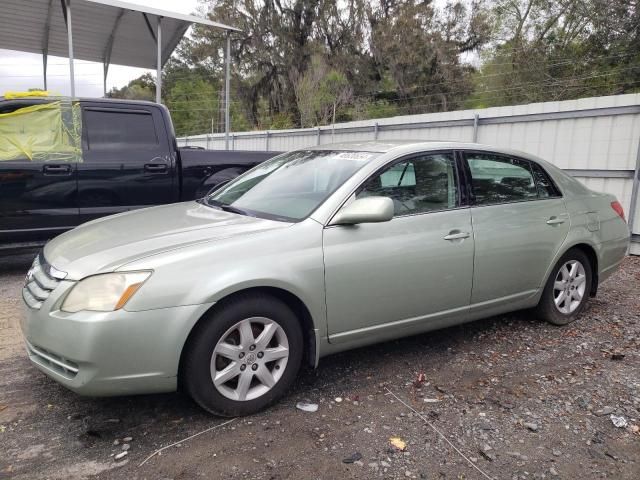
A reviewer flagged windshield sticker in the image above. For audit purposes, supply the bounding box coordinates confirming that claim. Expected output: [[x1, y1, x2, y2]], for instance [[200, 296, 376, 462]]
[[335, 152, 375, 161]]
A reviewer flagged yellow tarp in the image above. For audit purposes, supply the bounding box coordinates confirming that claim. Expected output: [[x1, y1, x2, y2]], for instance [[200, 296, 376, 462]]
[[4, 90, 51, 99], [0, 101, 82, 162]]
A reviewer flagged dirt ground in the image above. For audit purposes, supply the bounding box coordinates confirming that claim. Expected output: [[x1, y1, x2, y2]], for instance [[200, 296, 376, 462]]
[[1, 253, 639, 480]]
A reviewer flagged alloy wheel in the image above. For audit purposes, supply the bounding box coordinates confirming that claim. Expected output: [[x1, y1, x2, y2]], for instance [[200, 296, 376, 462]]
[[553, 259, 587, 314], [210, 317, 289, 401]]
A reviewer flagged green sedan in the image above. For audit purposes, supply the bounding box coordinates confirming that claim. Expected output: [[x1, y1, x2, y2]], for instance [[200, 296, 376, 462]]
[[21, 141, 630, 416]]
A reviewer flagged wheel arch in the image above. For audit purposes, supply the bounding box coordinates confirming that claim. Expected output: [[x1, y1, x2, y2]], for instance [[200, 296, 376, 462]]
[[178, 286, 317, 390], [545, 242, 599, 297], [570, 243, 599, 296]]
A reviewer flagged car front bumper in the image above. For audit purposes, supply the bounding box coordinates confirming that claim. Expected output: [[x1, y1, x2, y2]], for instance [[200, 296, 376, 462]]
[[20, 279, 214, 396]]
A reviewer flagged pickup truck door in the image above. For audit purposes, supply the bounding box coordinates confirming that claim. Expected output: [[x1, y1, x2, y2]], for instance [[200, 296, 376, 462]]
[[0, 159, 78, 246], [0, 100, 79, 247], [77, 103, 177, 222]]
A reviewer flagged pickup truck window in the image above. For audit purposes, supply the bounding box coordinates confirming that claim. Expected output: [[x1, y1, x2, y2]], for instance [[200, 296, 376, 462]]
[[0, 101, 82, 163], [84, 109, 158, 150], [207, 150, 377, 222]]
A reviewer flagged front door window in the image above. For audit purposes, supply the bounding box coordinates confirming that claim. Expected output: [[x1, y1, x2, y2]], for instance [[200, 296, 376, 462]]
[[356, 152, 458, 216]]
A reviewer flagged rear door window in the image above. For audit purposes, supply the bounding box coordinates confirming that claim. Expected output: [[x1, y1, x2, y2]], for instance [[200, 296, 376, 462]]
[[83, 109, 158, 151], [464, 152, 538, 205]]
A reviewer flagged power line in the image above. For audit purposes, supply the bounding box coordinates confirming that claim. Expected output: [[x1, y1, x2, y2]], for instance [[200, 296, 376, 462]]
[[171, 78, 640, 135], [164, 64, 640, 113]]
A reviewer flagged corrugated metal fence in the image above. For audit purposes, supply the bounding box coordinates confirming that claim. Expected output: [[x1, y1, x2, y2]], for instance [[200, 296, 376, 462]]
[[177, 93, 640, 254]]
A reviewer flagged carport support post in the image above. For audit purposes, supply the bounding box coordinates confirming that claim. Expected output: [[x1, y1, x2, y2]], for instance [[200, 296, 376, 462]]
[[64, 0, 75, 98], [224, 31, 231, 151], [43, 0, 53, 90], [103, 63, 108, 96], [155, 16, 162, 104], [42, 54, 48, 90]]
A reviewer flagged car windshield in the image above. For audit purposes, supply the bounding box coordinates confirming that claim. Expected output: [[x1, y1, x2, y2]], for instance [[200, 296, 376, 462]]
[[205, 150, 378, 221]]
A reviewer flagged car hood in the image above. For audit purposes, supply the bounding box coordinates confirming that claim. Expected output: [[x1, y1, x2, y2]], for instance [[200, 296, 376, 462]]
[[44, 201, 291, 279]]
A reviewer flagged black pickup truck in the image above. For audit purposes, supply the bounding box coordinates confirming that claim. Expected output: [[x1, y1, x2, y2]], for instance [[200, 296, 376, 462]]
[[0, 97, 278, 252]]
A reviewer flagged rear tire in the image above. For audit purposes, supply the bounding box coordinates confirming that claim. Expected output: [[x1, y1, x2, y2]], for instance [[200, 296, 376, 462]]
[[535, 248, 592, 326], [182, 294, 303, 416]]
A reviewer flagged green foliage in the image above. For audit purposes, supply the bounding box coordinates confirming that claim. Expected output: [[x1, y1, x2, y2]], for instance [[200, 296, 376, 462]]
[[165, 77, 219, 136], [294, 55, 352, 127], [107, 73, 155, 101], [267, 113, 296, 130], [350, 99, 399, 121], [180, 0, 487, 130], [473, 0, 640, 107]]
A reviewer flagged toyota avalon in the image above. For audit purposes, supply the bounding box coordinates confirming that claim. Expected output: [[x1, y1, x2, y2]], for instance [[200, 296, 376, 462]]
[[20, 141, 630, 416]]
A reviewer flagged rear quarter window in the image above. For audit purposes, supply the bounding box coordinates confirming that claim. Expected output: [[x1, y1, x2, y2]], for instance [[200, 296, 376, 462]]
[[530, 162, 562, 198]]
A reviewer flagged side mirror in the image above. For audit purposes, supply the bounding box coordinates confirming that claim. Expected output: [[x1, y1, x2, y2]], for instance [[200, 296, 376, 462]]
[[329, 196, 394, 226]]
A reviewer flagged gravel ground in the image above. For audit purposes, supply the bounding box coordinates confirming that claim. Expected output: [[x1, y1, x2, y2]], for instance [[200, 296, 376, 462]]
[[1, 253, 639, 480]]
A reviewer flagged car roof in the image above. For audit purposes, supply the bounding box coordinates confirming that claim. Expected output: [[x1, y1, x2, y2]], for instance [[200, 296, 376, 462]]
[[307, 140, 537, 159]]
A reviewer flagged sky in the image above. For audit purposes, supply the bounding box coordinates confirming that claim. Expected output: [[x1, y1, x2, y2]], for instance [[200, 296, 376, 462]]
[[0, 0, 201, 98]]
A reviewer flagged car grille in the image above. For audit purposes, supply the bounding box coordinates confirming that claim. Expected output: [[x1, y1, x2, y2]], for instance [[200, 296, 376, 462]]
[[26, 341, 79, 378], [22, 253, 66, 310]]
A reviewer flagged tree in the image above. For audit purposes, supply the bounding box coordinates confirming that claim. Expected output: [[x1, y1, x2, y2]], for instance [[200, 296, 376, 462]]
[[367, 0, 489, 113], [470, 0, 640, 108], [108, 0, 639, 133], [106, 73, 155, 101], [292, 55, 352, 126], [180, 0, 490, 128], [165, 77, 220, 136]]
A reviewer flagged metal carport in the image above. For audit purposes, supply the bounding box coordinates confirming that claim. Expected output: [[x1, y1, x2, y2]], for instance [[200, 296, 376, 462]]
[[0, 0, 240, 147]]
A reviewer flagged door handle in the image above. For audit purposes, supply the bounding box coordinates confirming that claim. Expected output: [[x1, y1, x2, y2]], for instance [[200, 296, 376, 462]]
[[546, 216, 565, 225], [443, 231, 471, 241], [43, 164, 72, 175], [144, 163, 168, 174]]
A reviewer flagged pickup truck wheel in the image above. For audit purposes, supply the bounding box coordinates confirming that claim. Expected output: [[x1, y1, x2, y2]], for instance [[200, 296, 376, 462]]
[[535, 248, 592, 326], [183, 294, 303, 416]]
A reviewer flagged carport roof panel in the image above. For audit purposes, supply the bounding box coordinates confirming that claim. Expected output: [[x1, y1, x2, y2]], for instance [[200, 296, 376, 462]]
[[0, 0, 239, 69]]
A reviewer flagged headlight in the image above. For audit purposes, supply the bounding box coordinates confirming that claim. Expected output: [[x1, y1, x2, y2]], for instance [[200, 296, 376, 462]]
[[61, 271, 151, 313]]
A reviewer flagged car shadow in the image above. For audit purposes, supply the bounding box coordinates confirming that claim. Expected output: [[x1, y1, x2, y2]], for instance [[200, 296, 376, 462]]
[[0, 251, 38, 274]]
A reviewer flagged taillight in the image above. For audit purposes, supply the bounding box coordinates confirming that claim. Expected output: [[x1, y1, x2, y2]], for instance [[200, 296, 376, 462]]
[[611, 201, 625, 221]]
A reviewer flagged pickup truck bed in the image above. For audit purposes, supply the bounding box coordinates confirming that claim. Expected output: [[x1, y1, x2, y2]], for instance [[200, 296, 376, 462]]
[[0, 96, 279, 252]]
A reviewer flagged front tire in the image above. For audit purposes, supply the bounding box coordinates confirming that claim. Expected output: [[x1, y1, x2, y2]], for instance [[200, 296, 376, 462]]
[[536, 248, 592, 326], [182, 294, 303, 416]]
